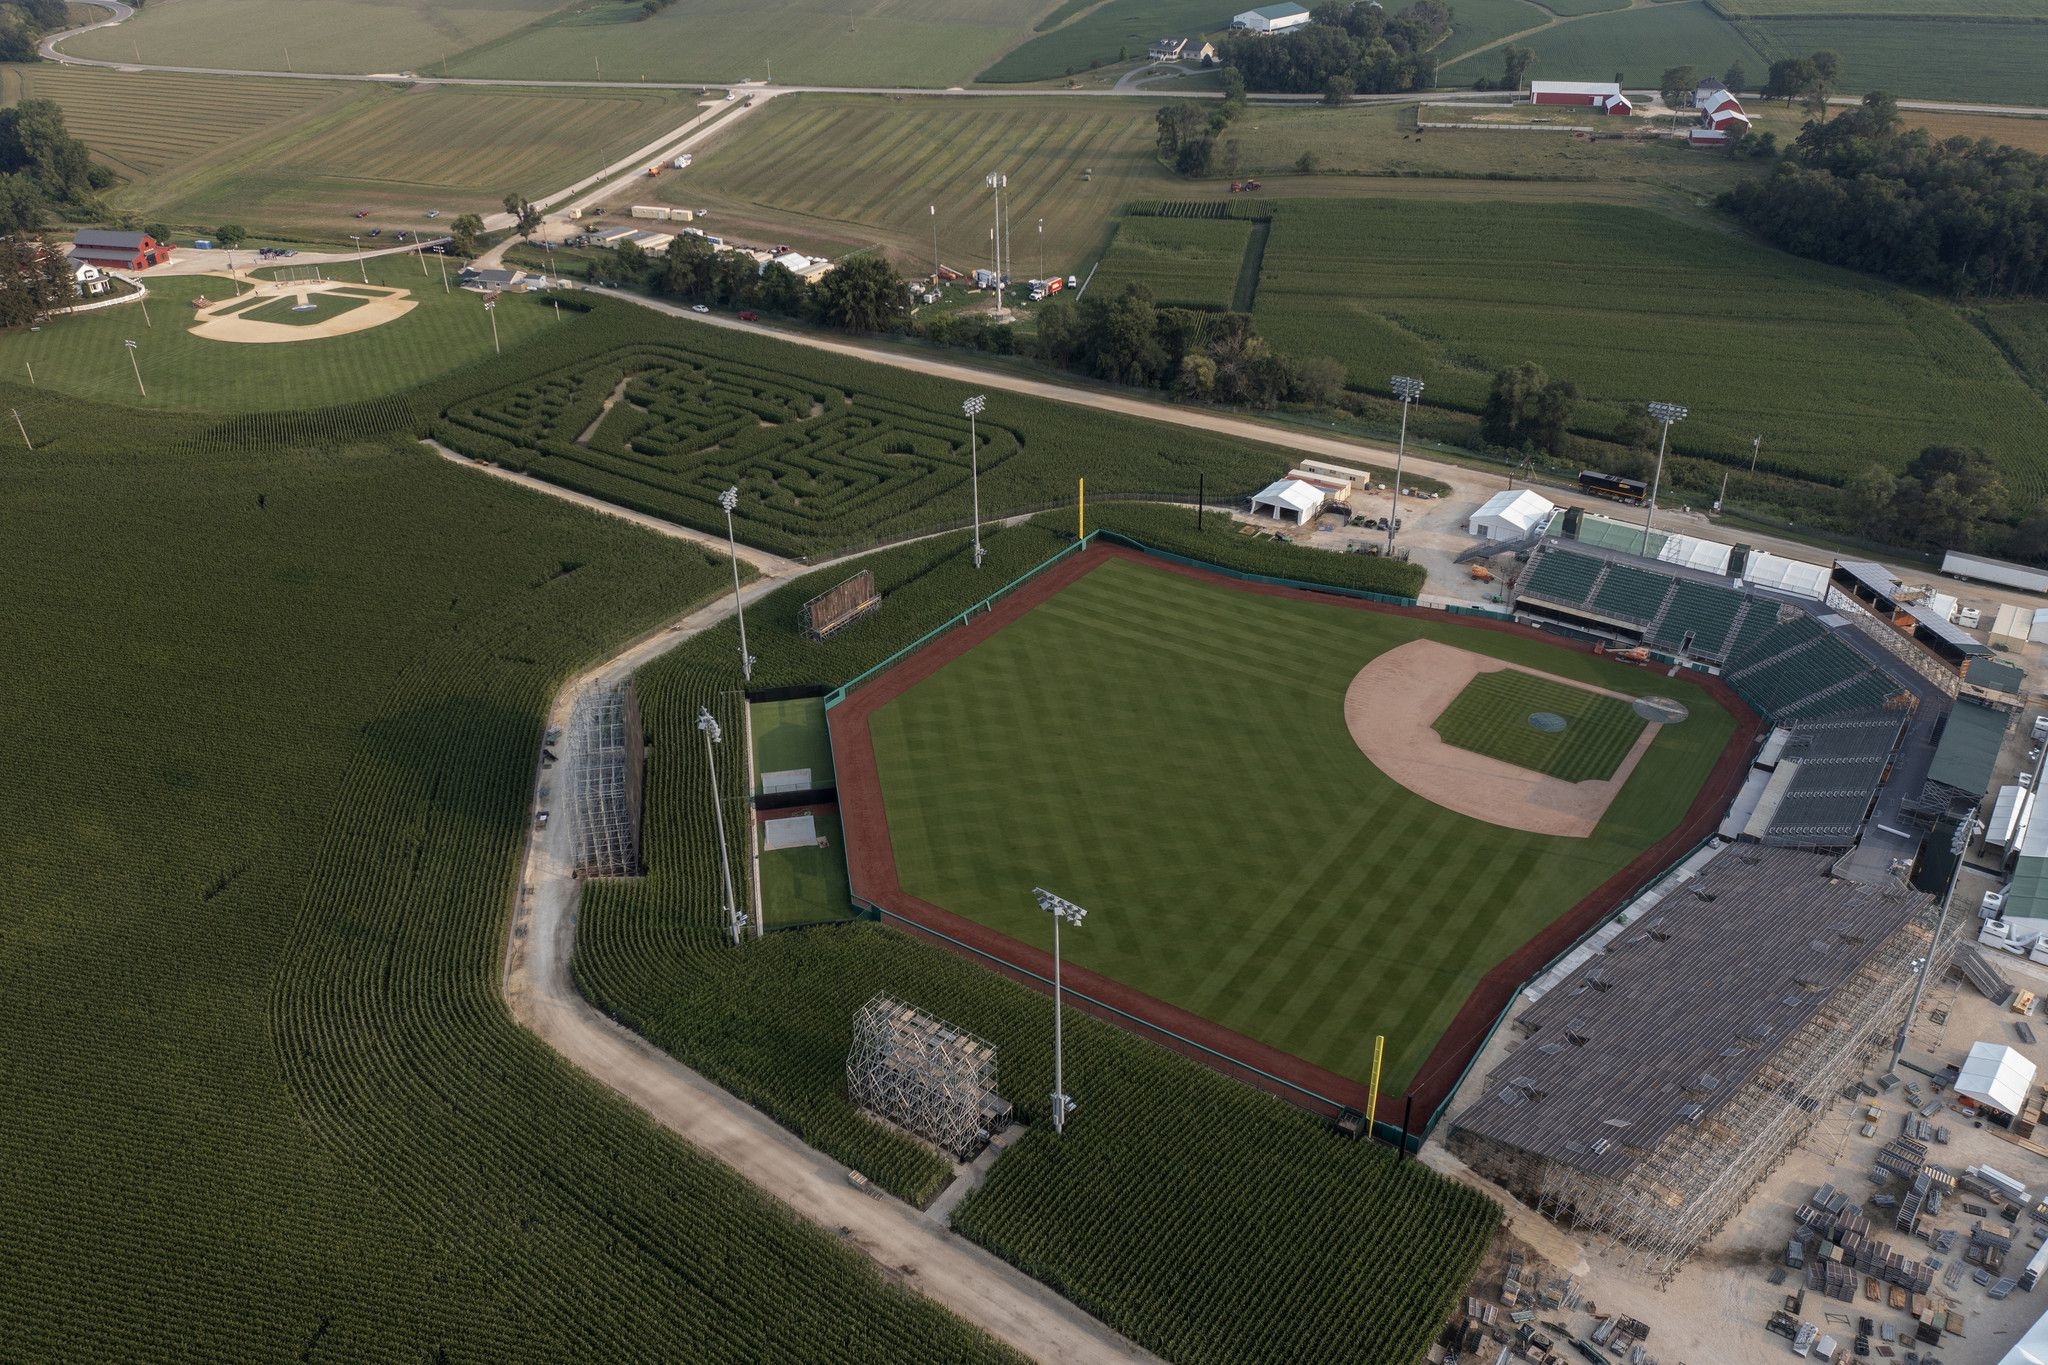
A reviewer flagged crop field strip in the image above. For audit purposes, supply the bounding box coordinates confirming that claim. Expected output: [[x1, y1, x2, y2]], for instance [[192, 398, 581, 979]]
[[432, 307, 1293, 554], [1092, 215, 1255, 311], [0, 67, 362, 182], [2, 426, 1018, 1360], [1433, 670, 1646, 781], [677, 94, 1173, 272], [445, 0, 1047, 88], [576, 506, 1486, 1365], [62, 0, 572, 74], [1247, 198, 2048, 499], [1711, 0, 2048, 16], [976, 0, 1242, 82]]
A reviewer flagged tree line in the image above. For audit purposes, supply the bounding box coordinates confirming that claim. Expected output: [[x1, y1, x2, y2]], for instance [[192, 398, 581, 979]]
[[0, 99, 110, 236], [0, 0, 70, 62], [1721, 91, 2048, 297], [1217, 1, 1447, 98], [595, 234, 900, 332]]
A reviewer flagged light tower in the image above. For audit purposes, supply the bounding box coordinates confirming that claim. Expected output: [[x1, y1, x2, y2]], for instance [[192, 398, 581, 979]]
[[985, 171, 1007, 315], [1387, 375, 1424, 555], [963, 394, 987, 567], [697, 707, 748, 945], [1033, 887, 1087, 1134], [1642, 401, 1687, 550], [717, 486, 755, 682]]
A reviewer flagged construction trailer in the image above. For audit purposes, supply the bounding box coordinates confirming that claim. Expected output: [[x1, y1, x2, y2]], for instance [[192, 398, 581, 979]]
[[1451, 848, 1941, 1280]]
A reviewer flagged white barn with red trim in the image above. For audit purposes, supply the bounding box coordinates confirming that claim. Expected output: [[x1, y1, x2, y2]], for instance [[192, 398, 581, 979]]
[[1529, 80, 1632, 115]]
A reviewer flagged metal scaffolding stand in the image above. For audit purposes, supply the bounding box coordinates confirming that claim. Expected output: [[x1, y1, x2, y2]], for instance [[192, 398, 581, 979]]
[[570, 682, 643, 878], [846, 995, 1009, 1161]]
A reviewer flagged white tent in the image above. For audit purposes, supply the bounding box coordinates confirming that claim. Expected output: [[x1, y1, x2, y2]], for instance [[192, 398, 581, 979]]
[[1998, 1304, 2048, 1364], [1655, 531, 1732, 576], [1249, 478, 1323, 525], [1741, 552, 1829, 601], [1958, 1040, 2036, 1116], [2031, 607, 2048, 645], [1467, 488, 1554, 541]]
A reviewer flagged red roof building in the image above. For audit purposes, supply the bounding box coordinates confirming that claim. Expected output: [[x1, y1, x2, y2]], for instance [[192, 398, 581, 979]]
[[70, 230, 171, 271]]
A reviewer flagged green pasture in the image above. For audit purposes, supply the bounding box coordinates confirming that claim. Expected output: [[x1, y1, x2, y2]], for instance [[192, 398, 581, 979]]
[[445, 0, 1041, 87], [1436, 0, 1554, 62], [0, 254, 553, 411], [1247, 198, 2048, 499], [752, 697, 835, 791], [759, 810, 854, 925], [978, 0, 1236, 82], [867, 556, 1733, 1093], [1433, 670, 1646, 781], [1445, 0, 1761, 78], [62, 0, 565, 73], [1092, 215, 1254, 310], [1744, 16, 2048, 105]]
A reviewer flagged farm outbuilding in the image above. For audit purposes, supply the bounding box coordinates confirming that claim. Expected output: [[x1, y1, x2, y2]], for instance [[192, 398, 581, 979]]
[[70, 230, 171, 271], [1249, 478, 1323, 524], [1529, 81, 1631, 114], [1957, 1040, 2036, 1117], [1231, 3, 1310, 32], [1468, 488, 1554, 541]]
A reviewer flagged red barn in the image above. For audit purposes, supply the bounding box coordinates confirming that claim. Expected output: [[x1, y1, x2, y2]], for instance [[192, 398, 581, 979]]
[[70, 230, 172, 271], [1529, 80, 1631, 115]]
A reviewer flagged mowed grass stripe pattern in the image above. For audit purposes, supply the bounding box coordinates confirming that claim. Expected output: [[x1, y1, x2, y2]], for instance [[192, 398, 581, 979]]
[[1433, 670, 1645, 781], [869, 559, 1734, 1092]]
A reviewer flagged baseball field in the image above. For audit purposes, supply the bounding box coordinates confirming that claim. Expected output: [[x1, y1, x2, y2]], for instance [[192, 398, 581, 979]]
[[840, 547, 1747, 1105]]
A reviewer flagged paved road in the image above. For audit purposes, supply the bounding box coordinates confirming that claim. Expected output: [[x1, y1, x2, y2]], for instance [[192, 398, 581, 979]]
[[499, 511, 1157, 1365]]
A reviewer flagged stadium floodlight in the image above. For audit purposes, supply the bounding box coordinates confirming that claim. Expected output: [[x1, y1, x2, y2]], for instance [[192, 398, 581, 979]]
[[1386, 375, 1425, 555], [122, 338, 144, 397], [717, 486, 756, 682], [699, 707, 749, 945], [985, 172, 1007, 315], [1892, 816, 1982, 1068], [1034, 887, 1087, 1134], [963, 395, 988, 567], [1640, 401, 1687, 550], [482, 297, 500, 354]]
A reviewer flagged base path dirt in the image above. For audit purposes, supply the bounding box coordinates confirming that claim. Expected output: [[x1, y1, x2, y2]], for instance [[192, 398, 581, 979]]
[[1346, 638, 1659, 838], [187, 273, 414, 343]]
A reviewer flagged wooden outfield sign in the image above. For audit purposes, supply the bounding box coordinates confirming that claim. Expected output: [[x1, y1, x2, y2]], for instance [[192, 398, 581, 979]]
[[801, 569, 882, 641]]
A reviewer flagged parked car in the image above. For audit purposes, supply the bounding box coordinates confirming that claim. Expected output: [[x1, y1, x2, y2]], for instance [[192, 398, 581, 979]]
[[738, 310, 758, 321], [424, 209, 441, 219], [690, 304, 710, 313], [353, 209, 370, 218], [366, 228, 382, 237]]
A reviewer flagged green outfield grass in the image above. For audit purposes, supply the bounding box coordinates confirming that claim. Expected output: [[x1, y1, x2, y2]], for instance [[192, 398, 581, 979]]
[[0, 254, 553, 411], [445, 0, 1044, 87], [242, 292, 370, 326], [1248, 198, 2048, 500], [1433, 669, 1646, 781], [1091, 214, 1253, 310], [752, 697, 835, 791], [759, 810, 854, 924], [866, 556, 1734, 1093], [62, 0, 567, 74]]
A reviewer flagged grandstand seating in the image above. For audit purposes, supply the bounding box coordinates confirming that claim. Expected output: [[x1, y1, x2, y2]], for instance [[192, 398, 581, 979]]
[[1590, 564, 1673, 624], [1647, 580, 1746, 658], [1519, 548, 1604, 609]]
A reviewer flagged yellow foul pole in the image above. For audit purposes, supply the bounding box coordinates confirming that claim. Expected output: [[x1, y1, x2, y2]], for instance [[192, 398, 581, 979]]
[[1366, 1034, 1384, 1139], [1078, 477, 1086, 538]]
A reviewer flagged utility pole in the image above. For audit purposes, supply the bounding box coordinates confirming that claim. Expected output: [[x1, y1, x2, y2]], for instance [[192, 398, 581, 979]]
[[1037, 217, 1044, 284], [1034, 888, 1087, 1135], [123, 339, 144, 397], [985, 172, 1006, 315], [718, 486, 755, 682], [1642, 401, 1688, 552], [963, 395, 987, 567], [1387, 375, 1424, 555], [483, 298, 499, 354], [1750, 432, 1763, 472], [930, 203, 938, 279], [11, 408, 30, 450]]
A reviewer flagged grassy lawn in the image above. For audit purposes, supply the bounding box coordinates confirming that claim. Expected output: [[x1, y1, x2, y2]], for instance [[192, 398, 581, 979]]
[[61, 0, 568, 73], [0, 254, 556, 411], [1433, 670, 1646, 781], [242, 292, 371, 326], [867, 556, 1733, 1093], [1745, 15, 2048, 105], [1247, 197, 2048, 499], [752, 697, 835, 791], [759, 811, 854, 924], [1091, 215, 1253, 310], [445, 0, 1048, 87]]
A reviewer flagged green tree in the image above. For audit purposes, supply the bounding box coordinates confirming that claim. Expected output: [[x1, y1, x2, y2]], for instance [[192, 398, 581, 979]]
[[1613, 403, 1654, 451], [1482, 361, 1546, 446], [1659, 65, 1698, 108], [501, 192, 542, 239], [1296, 150, 1321, 173], [1172, 352, 1217, 401], [1322, 73, 1352, 105], [1288, 355, 1346, 406], [213, 223, 247, 247], [448, 213, 484, 255], [813, 254, 908, 333], [1840, 464, 1897, 535], [1723, 61, 1748, 91], [1500, 45, 1533, 93]]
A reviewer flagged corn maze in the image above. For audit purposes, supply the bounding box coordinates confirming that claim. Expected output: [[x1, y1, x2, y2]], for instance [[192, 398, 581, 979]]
[[440, 343, 1023, 555]]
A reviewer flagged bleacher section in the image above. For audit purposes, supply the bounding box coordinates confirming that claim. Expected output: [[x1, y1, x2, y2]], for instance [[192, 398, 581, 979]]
[[1513, 543, 1910, 724], [1759, 711, 1905, 846]]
